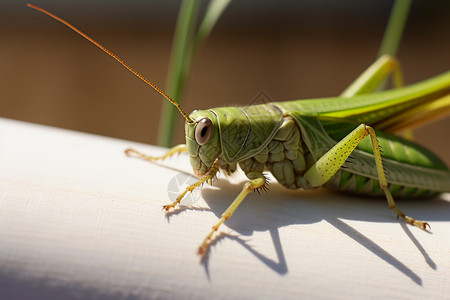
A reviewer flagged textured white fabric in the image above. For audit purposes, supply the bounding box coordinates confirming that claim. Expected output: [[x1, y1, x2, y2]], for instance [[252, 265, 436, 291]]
[[0, 118, 449, 299]]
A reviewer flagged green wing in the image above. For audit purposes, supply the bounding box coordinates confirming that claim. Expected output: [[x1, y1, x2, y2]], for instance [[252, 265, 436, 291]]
[[277, 71, 450, 131]]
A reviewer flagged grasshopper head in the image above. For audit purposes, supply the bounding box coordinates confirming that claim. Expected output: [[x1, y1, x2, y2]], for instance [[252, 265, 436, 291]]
[[185, 110, 221, 178]]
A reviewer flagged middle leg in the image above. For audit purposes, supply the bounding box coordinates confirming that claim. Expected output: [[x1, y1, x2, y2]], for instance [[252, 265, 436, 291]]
[[198, 172, 267, 255]]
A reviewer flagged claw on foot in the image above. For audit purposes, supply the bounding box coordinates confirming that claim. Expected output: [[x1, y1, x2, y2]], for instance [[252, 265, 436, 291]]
[[198, 238, 214, 257], [404, 216, 431, 231], [162, 204, 177, 212], [197, 245, 206, 256], [124, 148, 133, 156], [415, 220, 431, 231]]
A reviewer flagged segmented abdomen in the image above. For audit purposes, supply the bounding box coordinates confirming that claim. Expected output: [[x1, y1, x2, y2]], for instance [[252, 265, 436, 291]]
[[325, 170, 439, 198]]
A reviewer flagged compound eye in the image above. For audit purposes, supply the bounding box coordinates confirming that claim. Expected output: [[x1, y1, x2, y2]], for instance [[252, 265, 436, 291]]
[[195, 118, 213, 145]]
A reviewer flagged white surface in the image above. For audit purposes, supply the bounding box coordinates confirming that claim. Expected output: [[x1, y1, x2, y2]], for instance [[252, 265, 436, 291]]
[[0, 118, 449, 299]]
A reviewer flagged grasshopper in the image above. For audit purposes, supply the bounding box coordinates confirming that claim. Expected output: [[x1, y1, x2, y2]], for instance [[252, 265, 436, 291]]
[[29, 4, 450, 256]]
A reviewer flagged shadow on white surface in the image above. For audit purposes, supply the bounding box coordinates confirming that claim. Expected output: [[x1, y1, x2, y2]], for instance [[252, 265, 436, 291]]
[[201, 230, 288, 279], [399, 222, 436, 270], [0, 275, 115, 300], [194, 176, 448, 285]]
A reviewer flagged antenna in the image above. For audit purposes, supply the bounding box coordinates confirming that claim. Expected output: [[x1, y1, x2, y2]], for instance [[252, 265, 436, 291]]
[[27, 3, 194, 124]]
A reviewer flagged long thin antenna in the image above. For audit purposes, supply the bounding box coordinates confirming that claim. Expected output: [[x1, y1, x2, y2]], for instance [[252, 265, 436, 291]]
[[27, 3, 194, 124]]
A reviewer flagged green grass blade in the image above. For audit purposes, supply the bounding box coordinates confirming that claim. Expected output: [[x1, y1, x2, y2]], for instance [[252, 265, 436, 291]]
[[158, 0, 231, 147], [378, 0, 412, 58], [377, 0, 412, 90], [157, 0, 201, 147], [194, 0, 232, 51]]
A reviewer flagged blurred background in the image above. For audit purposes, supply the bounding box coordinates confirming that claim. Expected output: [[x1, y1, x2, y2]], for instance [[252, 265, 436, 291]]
[[0, 0, 449, 163]]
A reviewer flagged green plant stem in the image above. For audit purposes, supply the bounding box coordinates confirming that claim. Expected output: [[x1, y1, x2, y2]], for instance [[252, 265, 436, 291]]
[[377, 0, 412, 90], [194, 0, 232, 54], [157, 0, 201, 147], [157, 0, 232, 147], [378, 0, 412, 57]]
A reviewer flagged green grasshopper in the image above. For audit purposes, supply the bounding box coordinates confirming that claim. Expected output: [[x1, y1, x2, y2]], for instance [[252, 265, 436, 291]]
[[30, 4, 450, 256]]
